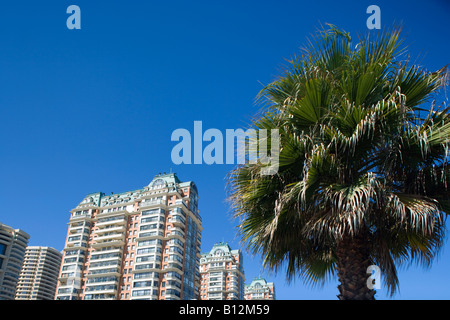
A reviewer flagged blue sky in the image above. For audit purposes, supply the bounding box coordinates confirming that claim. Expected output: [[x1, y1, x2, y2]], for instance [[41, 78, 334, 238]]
[[0, 0, 449, 299]]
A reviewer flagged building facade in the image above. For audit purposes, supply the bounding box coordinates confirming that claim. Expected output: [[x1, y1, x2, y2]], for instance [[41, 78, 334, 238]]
[[55, 173, 202, 300], [199, 242, 245, 300], [244, 277, 275, 300], [15, 246, 62, 300], [0, 223, 30, 300]]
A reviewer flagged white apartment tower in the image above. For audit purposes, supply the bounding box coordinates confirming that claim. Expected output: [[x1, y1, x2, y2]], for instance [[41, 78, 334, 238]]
[[244, 277, 275, 300], [0, 223, 30, 300], [199, 242, 245, 300], [15, 246, 62, 300], [55, 173, 202, 300]]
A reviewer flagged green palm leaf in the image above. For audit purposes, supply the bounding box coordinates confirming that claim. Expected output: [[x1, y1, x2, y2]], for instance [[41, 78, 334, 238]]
[[228, 25, 450, 299]]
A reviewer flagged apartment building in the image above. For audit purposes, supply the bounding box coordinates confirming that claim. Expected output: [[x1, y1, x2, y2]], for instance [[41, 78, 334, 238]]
[[15, 246, 62, 300], [199, 242, 245, 300], [55, 173, 202, 300], [244, 277, 275, 300], [0, 223, 30, 300]]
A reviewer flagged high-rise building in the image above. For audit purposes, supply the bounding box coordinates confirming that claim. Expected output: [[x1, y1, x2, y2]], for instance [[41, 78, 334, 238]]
[[15, 246, 62, 300], [199, 242, 245, 300], [0, 223, 30, 300], [244, 277, 275, 300], [55, 173, 202, 300]]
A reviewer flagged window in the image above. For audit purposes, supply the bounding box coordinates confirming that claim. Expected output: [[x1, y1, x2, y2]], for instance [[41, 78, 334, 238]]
[[152, 179, 166, 188], [132, 289, 153, 297]]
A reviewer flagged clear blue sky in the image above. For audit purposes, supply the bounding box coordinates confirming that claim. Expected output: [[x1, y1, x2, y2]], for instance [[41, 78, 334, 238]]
[[0, 0, 449, 300]]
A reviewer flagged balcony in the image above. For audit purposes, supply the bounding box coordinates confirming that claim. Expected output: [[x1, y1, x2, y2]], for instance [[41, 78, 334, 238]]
[[84, 294, 116, 300], [170, 216, 185, 228], [166, 228, 185, 241], [70, 212, 92, 222], [94, 232, 124, 242], [167, 246, 184, 256], [57, 277, 79, 289], [89, 253, 122, 265], [57, 287, 80, 295], [208, 264, 226, 271], [86, 268, 121, 277], [171, 207, 186, 218], [140, 200, 166, 209], [208, 287, 225, 294], [96, 209, 128, 220], [68, 226, 90, 235], [133, 265, 160, 273], [167, 187, 182, 197], [86, 278, 118, 287], [96, 217, 127, 228], [164, 277, 182, 288], [96, 225, 126, 234], [84, 285, 118, 295], [164, 273, 182, 281], [207, 292, 224, 300], [137, 231, 164, 241], [75, 202, 96, 210], [164, 293, 181, 300], [167, 240, 184, 250], [130, 291, 159, 300], [91, 239, 124, 249], [162, 263, 183, 274], [141, 208, 165, 217], [65, 242, 88, 250], [92, 247, 122, 255], [227, 284, 239, 293], [173, 199, 188, 209]]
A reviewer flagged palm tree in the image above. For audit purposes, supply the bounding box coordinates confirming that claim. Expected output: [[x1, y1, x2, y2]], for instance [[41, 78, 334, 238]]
[[227, 25, 450, 300]]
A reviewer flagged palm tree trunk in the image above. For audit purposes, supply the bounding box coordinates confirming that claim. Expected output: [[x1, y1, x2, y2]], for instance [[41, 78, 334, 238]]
[[335, 231, 376, 300]]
